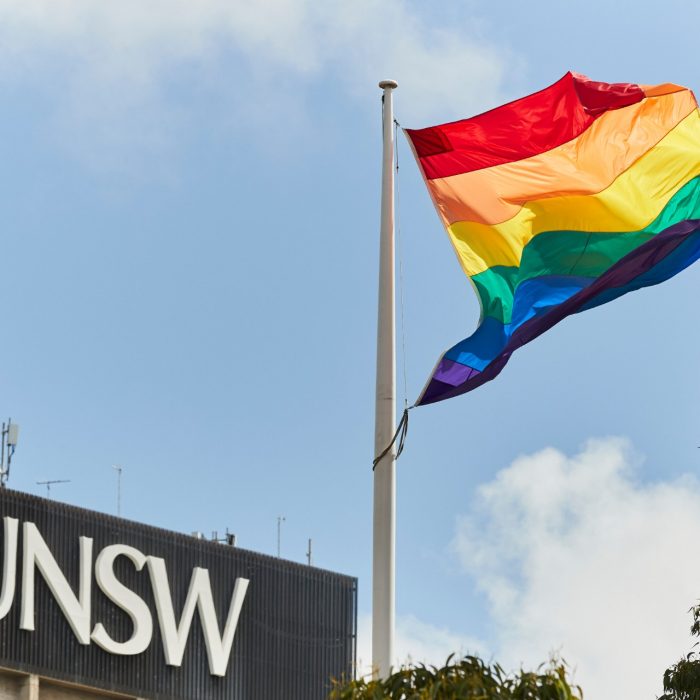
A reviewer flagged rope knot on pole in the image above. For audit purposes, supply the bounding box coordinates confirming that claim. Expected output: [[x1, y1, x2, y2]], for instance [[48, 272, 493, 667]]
[[372, 408, 409, 471]]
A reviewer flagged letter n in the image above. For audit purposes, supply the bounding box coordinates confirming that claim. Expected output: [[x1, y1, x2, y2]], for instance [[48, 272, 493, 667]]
[[20, 522, 93, 644]]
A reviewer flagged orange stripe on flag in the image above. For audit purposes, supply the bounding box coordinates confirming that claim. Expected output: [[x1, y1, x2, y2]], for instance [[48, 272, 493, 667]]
[[424, 89, 697, 228]]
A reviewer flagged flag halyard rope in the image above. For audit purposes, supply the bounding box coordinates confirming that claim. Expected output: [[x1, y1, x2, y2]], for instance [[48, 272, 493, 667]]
[[395, 118, 410, 413], [373, 119, 411, 472], [372, 407, 409, 471]]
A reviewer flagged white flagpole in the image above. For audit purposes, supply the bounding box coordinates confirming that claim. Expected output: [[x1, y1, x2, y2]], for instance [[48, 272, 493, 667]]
[[373, 78, 398, 679]]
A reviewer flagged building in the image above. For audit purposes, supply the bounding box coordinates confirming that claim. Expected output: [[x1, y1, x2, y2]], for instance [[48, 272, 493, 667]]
[[0, 489, 357, 699]]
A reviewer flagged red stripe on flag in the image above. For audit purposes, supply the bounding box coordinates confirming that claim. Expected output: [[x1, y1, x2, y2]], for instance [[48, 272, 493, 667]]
[[406, 72, 645, 179]]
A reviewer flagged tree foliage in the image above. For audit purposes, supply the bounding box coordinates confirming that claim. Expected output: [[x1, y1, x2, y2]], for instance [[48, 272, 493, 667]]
[[660, 603, 700, 700], [329, 655, 582, 700]]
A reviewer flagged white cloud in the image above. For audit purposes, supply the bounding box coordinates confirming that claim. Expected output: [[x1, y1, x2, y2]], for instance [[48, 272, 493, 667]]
[[0, 0, 515, 168], [454, 438, 700, 699], [355, 612, 484, 679]]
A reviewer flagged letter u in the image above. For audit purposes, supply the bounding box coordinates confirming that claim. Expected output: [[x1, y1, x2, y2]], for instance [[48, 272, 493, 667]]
[[0, 517, 18, 618]]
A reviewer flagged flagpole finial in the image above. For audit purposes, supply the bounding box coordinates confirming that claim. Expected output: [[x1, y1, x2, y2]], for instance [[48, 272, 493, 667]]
[[378, 79, 398, 90]]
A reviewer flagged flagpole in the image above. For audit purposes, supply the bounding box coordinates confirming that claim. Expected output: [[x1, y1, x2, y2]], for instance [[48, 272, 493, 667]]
[[373, 78, 398, 679]]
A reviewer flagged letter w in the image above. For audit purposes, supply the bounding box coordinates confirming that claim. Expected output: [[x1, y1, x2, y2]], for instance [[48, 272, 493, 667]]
[[147, 557, 248, 677]]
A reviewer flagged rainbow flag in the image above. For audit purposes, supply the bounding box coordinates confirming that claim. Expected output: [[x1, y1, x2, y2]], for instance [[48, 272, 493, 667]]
[[406, 72, 700, 406]]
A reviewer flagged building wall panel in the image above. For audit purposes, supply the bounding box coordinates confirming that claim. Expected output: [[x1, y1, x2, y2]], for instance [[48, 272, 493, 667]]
[[0, 490, 357, 700]]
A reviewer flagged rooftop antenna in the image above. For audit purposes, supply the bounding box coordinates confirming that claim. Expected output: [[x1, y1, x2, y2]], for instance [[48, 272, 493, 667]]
[[0, 418, 20, 487], [277, 516, 285, 558], [36, 479, 70, 499], [112, 465, 123, 516], [211, 529, 237, 546], [306, 538, 313, 566]]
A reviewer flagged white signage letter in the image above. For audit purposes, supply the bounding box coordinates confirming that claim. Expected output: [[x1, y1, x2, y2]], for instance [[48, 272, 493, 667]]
[[147, 556, 249, 677], [92, 544, 153, 655], [20, 521, 93, 644], [0, 517, 18, 619]]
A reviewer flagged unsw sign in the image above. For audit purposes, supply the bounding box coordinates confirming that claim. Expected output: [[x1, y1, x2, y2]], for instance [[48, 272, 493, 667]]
[[0, 516, 249, 677], [0, 489, 356, 700]]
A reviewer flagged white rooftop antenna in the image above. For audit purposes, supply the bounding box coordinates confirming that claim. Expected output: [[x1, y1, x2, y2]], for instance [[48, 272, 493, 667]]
[[36, 479, 70, 499], [0, 418, 20, 487], [277, 516, 285, 558], [112, 465, 123, 516]]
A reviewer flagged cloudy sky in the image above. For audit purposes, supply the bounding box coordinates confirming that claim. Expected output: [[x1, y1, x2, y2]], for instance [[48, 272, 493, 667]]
[[2, 1, 700, 697]]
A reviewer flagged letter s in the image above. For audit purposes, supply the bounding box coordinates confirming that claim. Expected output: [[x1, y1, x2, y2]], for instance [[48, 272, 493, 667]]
[[91, 544, 153, 655]]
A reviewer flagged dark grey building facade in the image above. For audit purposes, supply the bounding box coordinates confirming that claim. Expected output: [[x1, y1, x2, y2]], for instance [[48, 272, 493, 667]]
[[0, 489, 357, 700]]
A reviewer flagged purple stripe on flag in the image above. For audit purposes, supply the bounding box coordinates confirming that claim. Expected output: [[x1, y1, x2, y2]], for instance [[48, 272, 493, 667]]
[[432, 358, 481, 386]]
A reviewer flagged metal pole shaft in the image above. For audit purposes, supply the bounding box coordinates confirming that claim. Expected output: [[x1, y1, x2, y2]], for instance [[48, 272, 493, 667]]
[[372, 78, 397, 679]]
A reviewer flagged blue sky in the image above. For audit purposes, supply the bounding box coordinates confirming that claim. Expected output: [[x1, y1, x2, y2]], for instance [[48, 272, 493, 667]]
[[2, 1, 700, 697]]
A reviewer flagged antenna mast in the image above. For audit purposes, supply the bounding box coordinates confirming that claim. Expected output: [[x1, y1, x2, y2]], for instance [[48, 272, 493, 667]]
[[36, 479, 70, 498], [277, 516, 286, 558], [112, 465, 123, 516], [0, 418, 20, 487]]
